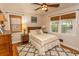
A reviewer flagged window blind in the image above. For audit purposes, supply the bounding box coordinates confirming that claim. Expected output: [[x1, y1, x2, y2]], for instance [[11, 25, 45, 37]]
[[51, 16, 60, 21], [61, 13, 76, 19], [10, 15, 22, 19], [10, 15, 22, 33]]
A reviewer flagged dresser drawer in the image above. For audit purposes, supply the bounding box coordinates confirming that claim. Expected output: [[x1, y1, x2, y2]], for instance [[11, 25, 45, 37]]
[[0, 44, 12, 56], [0, 35, 11, 44], [0, 44, 10, 50], [0, 52, 10, 56], [0, 47, 10, 54], [0, 45, 11, 56], [0, 34, 12, 56]]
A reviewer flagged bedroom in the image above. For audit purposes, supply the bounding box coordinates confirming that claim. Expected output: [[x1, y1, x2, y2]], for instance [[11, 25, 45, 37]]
[[0, 3, 79, 56]]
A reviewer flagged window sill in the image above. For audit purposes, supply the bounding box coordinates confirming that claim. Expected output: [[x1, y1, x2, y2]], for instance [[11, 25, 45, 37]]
[[50, 32, 76, 36]]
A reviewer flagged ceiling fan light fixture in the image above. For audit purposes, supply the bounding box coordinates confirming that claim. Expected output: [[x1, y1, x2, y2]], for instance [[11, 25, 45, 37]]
[[41, 5, 48, 11], [33, 3, 60, 12], [42, 7, 48, 10]]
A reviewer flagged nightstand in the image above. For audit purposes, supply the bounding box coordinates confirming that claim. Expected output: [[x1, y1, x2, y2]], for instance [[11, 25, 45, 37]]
[[21, 34, 29, 44], [44, 31, 48, 33]]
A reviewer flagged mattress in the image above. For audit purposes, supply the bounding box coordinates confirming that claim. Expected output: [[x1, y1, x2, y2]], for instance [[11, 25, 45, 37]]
[[30, 33, 58, 46]]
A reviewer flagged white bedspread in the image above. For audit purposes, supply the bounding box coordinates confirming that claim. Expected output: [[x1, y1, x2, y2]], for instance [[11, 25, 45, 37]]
[[29, 33, 58, 46], [29, 33, 60, 55], [33, 34, 58, 41]]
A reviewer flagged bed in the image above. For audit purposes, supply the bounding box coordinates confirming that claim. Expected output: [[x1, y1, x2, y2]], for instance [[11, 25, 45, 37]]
[[28, 27, 60, 55]]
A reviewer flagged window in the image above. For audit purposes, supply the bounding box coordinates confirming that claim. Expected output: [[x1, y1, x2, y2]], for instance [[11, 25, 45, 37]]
[[61, 19, 73, 33], [50, 13, 75, 33], [51, 20, 59, 32], [10, 15, 22, 33], [51, 16, 59, 32], [61, 13, 75, 33]]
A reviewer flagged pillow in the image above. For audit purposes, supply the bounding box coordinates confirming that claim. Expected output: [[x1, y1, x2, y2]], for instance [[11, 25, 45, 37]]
[[30, 29, 43, 34], [36, 29, 43, 34], [30, 30, 37, 34]]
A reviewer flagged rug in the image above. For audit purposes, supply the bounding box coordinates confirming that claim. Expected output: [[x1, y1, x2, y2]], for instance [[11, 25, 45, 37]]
[[17, 43, 79, 56]]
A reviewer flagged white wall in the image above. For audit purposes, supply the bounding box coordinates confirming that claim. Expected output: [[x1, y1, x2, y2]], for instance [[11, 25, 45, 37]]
[[42, 4, 79, 50], [22, 14, 43, 27]]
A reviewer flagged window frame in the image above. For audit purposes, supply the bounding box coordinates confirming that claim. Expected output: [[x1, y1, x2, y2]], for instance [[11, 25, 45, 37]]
[[50, 13, 76, 34]]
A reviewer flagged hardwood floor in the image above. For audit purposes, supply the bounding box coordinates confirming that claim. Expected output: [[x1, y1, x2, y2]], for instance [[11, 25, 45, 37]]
[[12, 44, 19, 56], [12, 42, 27, 56], [60, 44, 79, 54]]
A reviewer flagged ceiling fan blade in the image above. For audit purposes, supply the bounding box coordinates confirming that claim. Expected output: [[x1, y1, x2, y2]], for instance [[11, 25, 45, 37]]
[[33, 3, 42, 5], [35, 7, 41, 11], [47, 4, 60, 7]]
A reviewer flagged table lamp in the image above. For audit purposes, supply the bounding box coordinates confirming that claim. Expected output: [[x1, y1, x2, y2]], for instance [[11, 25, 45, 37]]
[[22, 23, 27, 35]]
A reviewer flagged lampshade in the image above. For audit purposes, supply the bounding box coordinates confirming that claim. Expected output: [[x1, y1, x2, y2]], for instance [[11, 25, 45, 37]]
[[22, 23, 28, 34], [22, 23, 27, 30], [0, 10, 5, 22]]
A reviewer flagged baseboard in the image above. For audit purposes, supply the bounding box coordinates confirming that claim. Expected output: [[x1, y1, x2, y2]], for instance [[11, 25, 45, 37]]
[[60, 42, 79, 54]]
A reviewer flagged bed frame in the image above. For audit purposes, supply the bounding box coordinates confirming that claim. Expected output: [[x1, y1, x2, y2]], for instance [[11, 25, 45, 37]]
[[27, 27, 41, 33]]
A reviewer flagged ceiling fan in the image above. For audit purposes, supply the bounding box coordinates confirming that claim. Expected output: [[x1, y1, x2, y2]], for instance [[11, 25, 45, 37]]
[[33, 3, 60, 12]]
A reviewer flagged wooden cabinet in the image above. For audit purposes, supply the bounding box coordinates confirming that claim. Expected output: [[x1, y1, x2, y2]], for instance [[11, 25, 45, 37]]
[[0, 34, 12, 56], [21, 34, 29, 44]]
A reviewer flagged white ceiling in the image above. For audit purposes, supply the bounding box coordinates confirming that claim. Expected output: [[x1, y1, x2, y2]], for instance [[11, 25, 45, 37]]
[[0, 3, 78, 15]]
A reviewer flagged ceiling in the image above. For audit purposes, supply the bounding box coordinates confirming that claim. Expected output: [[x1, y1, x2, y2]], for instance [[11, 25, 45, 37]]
[[0, 3, 78, 15]]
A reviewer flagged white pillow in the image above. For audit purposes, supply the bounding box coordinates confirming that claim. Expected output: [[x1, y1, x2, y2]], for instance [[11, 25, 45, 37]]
[[30, 30, 37, 34], [30, 29, 43, 34], [36, 29, 43, 34]]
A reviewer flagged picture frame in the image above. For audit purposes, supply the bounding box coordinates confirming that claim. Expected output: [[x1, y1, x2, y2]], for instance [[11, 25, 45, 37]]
[[31, 16, 37, 23]]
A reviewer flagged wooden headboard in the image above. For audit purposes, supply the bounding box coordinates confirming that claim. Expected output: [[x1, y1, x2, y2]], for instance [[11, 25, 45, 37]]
[[27, 27, 41, 33]]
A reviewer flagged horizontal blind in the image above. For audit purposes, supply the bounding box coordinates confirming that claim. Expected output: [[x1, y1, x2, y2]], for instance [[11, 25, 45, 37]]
[[61, 13, 76, 19], [51, 16, 60, 21], [10, 15, 22, 33], [10, 15, 22, 19]]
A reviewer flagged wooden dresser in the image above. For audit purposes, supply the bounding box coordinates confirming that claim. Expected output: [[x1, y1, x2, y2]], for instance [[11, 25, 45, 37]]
[[0, 34, 12, 56]]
